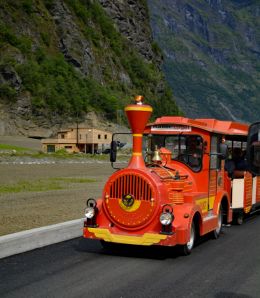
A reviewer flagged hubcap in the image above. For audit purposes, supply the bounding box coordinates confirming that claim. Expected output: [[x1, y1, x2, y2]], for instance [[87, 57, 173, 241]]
[[187, 224, 195, 250], [215, 209, 222, 234]]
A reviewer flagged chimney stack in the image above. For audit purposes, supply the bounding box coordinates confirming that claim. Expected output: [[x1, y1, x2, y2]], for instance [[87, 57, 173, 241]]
[[124, 95, 153, 168]]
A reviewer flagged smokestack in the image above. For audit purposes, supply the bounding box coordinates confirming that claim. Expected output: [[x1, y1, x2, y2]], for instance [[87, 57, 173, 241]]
[[125, 95, 153, 168]]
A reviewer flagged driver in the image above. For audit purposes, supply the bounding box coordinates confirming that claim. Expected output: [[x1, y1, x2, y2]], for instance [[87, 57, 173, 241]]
[[178, 136, 202, 169], [187, 137, 201, 167]]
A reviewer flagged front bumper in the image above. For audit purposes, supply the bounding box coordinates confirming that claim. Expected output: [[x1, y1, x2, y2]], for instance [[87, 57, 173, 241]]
[[83, 227, 184, 246]]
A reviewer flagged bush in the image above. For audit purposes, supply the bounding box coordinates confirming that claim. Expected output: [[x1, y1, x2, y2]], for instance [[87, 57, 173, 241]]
[[15, 50, 123, 119], [22, 0, 33, 14], [0, 84, 17, 100], [43, 0, 55, 10], [0, 22, 32, 54]]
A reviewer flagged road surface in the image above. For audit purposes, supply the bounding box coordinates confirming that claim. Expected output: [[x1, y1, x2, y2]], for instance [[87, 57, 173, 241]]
[[1, 214, 260, 298]]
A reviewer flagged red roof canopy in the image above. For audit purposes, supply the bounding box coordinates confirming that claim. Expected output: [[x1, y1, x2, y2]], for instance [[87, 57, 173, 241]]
[[148, 116, 249, 136]]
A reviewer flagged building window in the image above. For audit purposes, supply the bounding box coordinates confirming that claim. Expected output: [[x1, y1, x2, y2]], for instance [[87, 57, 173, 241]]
[[79, 134, 82, 139], [47, 145, 55, 153], [98, 134, 101, 139], [104, 134, 107, 139], [61, 134, 65, 139]]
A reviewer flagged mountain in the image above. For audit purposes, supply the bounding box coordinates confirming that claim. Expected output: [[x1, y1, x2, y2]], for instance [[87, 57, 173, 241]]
[[147, 0, 260, 122], [0, 0, 181, 136]]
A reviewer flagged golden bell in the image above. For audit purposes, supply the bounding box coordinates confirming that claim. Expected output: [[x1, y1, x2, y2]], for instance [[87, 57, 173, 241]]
[[152, 145, 162, 162]]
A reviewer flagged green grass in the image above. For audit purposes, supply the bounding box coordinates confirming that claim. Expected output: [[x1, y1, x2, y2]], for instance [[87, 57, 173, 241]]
[[51, 177, 97, 183], [0, 143, 33, 152], [0, 180, 62, 193], [0, 146, 131, 161], [0, 177, 97, 194]]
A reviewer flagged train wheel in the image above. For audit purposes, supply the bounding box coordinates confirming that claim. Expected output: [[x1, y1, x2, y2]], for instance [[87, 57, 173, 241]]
[[236, 213, 244, 225], [232, 211, 244, 225], [212, 205, 223, 239], [181, 222, 196, 255]]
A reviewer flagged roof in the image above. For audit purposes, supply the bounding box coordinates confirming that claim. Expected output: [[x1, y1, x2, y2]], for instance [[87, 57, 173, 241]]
[[58, 129, 72, 133], [61, 127, 111, 132], [147, 116, 249, 136]]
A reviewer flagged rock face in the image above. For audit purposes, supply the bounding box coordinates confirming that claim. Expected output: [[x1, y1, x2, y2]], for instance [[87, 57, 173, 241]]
[[0, 0, 178, 136], [0, 65, 22, 91], [148, 0, 260, 122], [49, 0, 94, 76], [99, 0, 162, 65]]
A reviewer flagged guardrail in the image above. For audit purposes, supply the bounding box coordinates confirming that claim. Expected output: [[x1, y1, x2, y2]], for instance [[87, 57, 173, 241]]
[[0, 218, 84, 259]]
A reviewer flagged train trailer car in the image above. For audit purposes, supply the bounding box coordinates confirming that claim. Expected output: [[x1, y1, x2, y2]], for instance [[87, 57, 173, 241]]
[[83, 96, 260, 254]]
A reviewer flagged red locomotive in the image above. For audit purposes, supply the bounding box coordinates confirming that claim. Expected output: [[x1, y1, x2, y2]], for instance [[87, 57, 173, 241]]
[[83, 96, 260, 254]]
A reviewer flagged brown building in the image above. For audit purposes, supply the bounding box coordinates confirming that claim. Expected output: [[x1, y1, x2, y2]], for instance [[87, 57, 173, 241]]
[[42, 127, 112, 154]]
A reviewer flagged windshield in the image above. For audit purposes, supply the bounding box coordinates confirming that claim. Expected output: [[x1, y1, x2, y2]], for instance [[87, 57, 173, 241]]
[[143, 134, 203, 172]]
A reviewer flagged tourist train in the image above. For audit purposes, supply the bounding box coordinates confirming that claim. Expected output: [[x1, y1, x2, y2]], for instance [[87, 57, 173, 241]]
[[83, 96, 260, 254]]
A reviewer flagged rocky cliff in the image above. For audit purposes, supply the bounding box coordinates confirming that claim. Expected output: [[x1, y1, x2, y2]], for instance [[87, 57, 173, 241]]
[[0, 0, 180, 136], [148, 0, 260, 122]]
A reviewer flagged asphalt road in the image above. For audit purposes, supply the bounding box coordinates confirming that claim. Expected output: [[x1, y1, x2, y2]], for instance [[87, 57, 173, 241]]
[[1, 214, 260, 298]]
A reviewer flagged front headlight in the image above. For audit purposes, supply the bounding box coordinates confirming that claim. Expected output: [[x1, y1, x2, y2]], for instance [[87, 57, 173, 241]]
[[85, 207, 95, 219], [160, 212, 173, 225]]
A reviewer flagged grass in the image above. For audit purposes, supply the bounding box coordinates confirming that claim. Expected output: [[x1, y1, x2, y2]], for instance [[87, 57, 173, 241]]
[[0, 180, 62, 193], [0, 144, 131, 161], [0, 177, 97, 194], [52, 177, 97, 183], [0, 143, 34, 152]]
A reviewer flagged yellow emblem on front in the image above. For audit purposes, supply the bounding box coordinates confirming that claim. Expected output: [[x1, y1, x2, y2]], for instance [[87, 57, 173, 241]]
[[119, 198, 141, 212]]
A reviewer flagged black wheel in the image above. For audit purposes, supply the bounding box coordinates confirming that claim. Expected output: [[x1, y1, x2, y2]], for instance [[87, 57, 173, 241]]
[[181, 222, 196, 255], [212, 205, 223, 239], [236, 213, 244, 225]]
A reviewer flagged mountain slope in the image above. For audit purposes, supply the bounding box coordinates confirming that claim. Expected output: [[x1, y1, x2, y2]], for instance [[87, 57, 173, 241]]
[[148, 0, 260, 122], [0, 0, 181, 136]]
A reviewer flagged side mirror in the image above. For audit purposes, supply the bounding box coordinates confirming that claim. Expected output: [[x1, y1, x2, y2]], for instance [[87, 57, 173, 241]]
[[219, 143, 228, 160], [110, 141, 117, 163]]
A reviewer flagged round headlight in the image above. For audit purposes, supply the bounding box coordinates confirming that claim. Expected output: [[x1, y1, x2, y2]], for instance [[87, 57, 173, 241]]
[[160, 212, 173, 225], [85, 207, 95, 219]]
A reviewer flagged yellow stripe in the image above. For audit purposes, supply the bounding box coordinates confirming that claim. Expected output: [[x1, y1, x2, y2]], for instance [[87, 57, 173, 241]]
[[132, 152, 142, 156], [88, 228, 167, 245], [125, 106, 153, 112], [196, 198, 208, 213], [209, 196, 215, 210], [133, 134, 143, 137]]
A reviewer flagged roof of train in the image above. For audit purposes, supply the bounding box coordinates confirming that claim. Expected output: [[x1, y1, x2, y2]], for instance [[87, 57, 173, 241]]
[[147, 116, 249, 136]]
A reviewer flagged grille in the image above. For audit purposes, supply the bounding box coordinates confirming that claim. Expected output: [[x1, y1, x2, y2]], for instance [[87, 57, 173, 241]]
[[109, 174, 153, 201]]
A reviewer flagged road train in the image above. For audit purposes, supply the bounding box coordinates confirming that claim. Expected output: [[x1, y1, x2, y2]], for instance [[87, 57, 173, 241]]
[[83, 96, 260, 254]]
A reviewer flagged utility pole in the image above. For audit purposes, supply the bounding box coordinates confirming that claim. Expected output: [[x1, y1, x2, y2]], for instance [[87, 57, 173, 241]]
[[76, 110, 79, 151], [92, 128, 94, 155]]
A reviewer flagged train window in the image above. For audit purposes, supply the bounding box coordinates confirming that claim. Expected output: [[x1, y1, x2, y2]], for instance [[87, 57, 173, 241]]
[[149, 134, 203, 172], [171, 135, 203, 172], [210, 135, 219, 169], [151, 135, 165, 149], [165, 136, 180, 159]]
